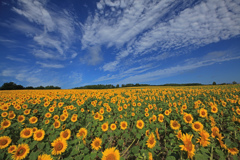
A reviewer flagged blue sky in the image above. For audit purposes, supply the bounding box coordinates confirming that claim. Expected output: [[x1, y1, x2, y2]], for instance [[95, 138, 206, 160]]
[[0, 0, 240, 89]]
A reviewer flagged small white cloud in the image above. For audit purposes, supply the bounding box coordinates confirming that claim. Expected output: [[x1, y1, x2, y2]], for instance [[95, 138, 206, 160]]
[[6, 56, 27, 62], [80, 46, 103, 66], [36, 61, 64, 68]]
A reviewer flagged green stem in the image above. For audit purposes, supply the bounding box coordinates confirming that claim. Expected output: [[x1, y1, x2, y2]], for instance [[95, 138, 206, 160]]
[[210, 146, 213, 160], [121, 139, 136, 156]]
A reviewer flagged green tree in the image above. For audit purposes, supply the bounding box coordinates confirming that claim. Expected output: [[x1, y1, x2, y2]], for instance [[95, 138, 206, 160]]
[[212, 82, 216, 85]]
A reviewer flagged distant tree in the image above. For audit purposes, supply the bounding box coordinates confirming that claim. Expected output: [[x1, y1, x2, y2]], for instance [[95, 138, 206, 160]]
[[212, 82, 216, 85], [121, 84, 125, 88], [116, 84, 119, 88], [26, 86, 34, 89], [36, 86, 44, 89], [1, 82, 17, 90], [232, 81, 237, 84]]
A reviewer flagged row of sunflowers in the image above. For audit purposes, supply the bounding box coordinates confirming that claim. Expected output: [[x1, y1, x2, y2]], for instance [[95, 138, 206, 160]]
[[0, 85, 240, 159]]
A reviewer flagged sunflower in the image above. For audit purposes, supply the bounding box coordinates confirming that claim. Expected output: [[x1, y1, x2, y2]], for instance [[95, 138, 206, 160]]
[[179, 133, 195, 159], [20, 128, 33, 139], [33, 129, 45, 141], [38, 154, 53, 160], [1, 119, 11, 129], [146, 132, 156, 149], [51, 137, 67, 155], [211, 126, 219, 138], [1, 112, 8, 117], [164, 110, 170, 116], [158, 114, 164, 122], [183, 113, 193, 124], [91, 137, 102, 151], [77, 128, 88, 139], [102, 147, 120, 160], [23, 109, 31, 115], [33, 109, 38, 114], [148, 152, 153, 160], [0, 136, 12, 149], [192, 121, 203, 132], [94, 112, 100, 120], [32, 127, 38, 133], [45, 120, 50, 124], [136, 120, 144, 129], [49, 107, 54, 112], [236, 109, 240, 115], [53, 120, 61, 129], [145, 130, 150, 137], [101, 122, 108, 132], [8, 145, 17, 154], [17, 115, 25, 123], [29, 116, 38, 124], [176, 130, 182, 140], [12, 143, 30, 160], [170, 120, 181, 130], [155, 128, 160, 140], [211, 106, 218, 113], [110, 124, 117, 131], [99, 115, 104, 121], [8, 113, 16, 119], [60, 114, 67, 122], [131, 112, 135, 116], [181, 104, 187, 110], [197, 130, 210, 147], [53, 115, 59, 120], [152, 115, 157, 121], [45, 113, 52, 118], [120, 121, 127, 130], [227, 148, 239, 155], [60, 129, 71, 140], [199, 108, 208, 118], [71, 115, 77, 122]]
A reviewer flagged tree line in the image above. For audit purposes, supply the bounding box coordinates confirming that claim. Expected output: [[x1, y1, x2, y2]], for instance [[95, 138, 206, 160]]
[[0, 82, 61, 90]]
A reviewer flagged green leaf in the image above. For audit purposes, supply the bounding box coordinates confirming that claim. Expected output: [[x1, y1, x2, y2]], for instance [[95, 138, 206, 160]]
[[131, 146, 139, 154], [30, 141, 38, 150], [70, 148, 79, 156], [136, 133, 141, 139], [83, 155, 90, 160], [169, 133, 175, 138], [90, 152, 97, 160], [227, 126, 235, 131], [166, 156, 176, 160], [200, 147, 210, 154], [83, 148, 89, 154], [79, 143, 85, 149], [29, 151, 40, 160], [118, 139, 124, 146], [215, 148, 225, 160], [37, 142, 45, 150]]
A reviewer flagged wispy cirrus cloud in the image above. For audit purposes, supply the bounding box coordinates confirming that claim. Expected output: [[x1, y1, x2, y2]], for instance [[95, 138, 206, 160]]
[[6, 56, 28, 62], [36, 61, 64, 68], [82, 0, 240, 72], [10, 0, 78, 59]]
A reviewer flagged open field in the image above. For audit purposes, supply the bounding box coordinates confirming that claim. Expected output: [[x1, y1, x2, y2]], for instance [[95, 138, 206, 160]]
[[0, 85, 240, 159]]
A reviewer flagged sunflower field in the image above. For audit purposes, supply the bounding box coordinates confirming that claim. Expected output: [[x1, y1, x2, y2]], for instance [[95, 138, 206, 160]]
[[0, 85, 240, 160]]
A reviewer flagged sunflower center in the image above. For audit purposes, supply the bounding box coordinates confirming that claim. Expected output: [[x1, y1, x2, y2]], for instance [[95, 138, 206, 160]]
[[16, 147, 26, 156], [201, 111, 205, 116], [149, 137, 155, 145], [213, 108, 216, 111], [19, 117, 23, 121], [195, 124, 201, 129], [159, 116, 163, 120], [173, 122, 178, 127], [122, 123, 126, 128], [106, 153, 116, 160], [79, 131, 85, 136], [103, 125, 107, 129], [0, 139, 8, 145], [55, 142, 63, 151], [63, 132, 69, 138], [36, 132, 42, 138], [94, 141, 100, 147], [186, 116, 191, 121], [138, 122, 142, 127], [24, 130, 30, 136], [32, 118, 36, 121], [186, 141, 192, 151], [3, 121, 9, 126]]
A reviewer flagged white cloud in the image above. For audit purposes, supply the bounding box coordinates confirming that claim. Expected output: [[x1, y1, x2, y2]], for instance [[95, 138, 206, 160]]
[[36, 61, 64, 68], [33, 50, 56, 59], [6, 56, 27, 62], [80, 46, 103, 65], [11, 0, 77, 59], [116, 53, 240, 84], [82, 0, 240, 72]]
